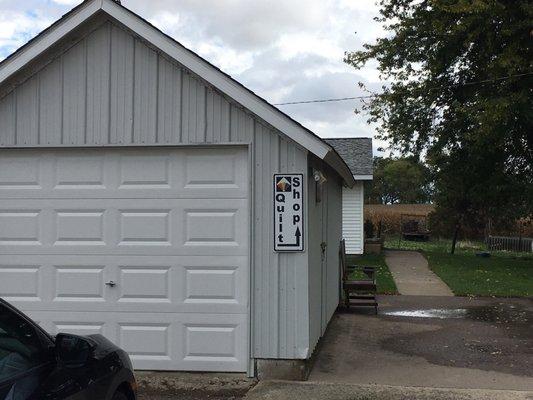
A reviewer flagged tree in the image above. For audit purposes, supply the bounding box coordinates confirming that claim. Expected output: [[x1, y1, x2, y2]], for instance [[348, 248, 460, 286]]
[[346, 0, 533, 253], [366, 157, 432, 204], [428, 140, 527, 252]]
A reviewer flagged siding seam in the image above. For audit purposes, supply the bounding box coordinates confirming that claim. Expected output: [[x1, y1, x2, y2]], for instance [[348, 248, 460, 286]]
[[83, 38, 88, 145], [154, 54, 160, 144], [107, 23, 113, 145], [130, 38, 136, 144]]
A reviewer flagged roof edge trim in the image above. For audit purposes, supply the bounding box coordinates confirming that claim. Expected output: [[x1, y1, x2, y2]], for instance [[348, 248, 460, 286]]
[[324, 151, 356, 188], [353, 174, 373, 180]]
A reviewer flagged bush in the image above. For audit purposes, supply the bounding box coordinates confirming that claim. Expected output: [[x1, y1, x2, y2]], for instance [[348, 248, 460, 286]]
[[364, 219, 375, 238]]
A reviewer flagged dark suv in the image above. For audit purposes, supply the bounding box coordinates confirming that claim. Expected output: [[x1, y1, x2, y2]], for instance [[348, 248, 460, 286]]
[[0, 299, 136, 400]]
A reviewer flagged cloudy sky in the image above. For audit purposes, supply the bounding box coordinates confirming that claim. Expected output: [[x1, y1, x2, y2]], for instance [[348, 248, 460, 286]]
[[0, 0, 386, 151]]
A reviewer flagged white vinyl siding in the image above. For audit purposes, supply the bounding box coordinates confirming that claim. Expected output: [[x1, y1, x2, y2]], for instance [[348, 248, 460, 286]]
[[342, 183, 364, 254], [307, 160, 343, 355]]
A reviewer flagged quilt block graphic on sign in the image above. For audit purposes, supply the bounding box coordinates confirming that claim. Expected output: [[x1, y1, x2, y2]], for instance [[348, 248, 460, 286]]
[[274, 174, 304, 252]]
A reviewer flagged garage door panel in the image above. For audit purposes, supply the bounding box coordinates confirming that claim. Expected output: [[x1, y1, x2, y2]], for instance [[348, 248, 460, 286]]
[[118, 209, 172, 246], [0, 148, 248, 199], [0, 199, 247, 256], [28, 311, 247, 371], [0, 266, 41, 301], [54, 153, 107, 189], [118, 153, 173, 189], [184, 266, 238, 304], [118, 267, 171, 303], [119, 323, 172, 363], [0, 209, 41, 245], [0, 152, 43, 189], [183, 149, 248, 192], [0, 147, 249, 372], [55, 209, 106, 245], [0, 255, 248, 314], [53, 266, 107, 303]]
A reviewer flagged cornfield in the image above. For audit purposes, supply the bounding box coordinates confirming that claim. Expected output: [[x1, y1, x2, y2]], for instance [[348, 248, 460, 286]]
[[364, 204, 434, 236], [364, 204, 533, 238]]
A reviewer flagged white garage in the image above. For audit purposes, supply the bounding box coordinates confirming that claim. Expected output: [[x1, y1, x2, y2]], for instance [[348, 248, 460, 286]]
[[0, 0, 355, 377]]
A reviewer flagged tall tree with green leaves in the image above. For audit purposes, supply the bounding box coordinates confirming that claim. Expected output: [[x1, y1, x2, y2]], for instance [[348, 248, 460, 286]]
[[366, 157, 432, 204], [346, 0, 533, 253]]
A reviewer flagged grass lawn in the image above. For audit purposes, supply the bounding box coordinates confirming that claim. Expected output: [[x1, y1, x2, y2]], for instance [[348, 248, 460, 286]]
[[384, 235, 532, 297], [347, 253, 398, 295], [425, 251, 533, 297]]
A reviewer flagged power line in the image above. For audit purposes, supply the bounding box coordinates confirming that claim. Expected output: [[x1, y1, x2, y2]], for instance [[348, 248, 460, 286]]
[[273, 71, 533, 106], [274, 95, 372, 106]]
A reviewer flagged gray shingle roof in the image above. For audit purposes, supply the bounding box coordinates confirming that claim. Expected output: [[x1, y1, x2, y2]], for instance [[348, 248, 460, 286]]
[[325, 137, 373, 177]]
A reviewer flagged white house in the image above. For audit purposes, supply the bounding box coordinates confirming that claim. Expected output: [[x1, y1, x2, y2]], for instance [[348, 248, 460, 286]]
[[0, 0, 358, 378], [325, 138, 373, 254]]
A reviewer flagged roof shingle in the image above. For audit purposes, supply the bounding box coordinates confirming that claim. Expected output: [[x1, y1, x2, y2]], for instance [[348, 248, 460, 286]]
[[325, 137, 373, 177]]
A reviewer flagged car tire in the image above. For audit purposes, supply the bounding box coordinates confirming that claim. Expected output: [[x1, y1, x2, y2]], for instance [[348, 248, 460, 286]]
[[112, 390, 129, 400]]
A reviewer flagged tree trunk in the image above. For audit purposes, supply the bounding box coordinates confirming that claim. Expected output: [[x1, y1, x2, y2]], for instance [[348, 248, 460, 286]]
[[451, 223, 460, 254]]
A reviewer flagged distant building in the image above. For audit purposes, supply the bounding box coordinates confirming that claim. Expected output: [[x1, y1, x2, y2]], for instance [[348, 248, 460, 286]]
[[326, 138, 374, 254]]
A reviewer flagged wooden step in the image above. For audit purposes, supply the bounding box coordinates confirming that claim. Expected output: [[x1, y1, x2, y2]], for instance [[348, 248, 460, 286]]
[[348, 294, 376, 299], [348, 302, 377, 307]]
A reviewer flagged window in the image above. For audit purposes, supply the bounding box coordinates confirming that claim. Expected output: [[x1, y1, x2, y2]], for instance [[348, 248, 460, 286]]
[[0, 303, 46, 382]]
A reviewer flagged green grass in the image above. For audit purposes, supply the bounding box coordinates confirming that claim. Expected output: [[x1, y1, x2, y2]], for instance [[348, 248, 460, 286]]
[[425, 251, 533, 297], [347, 253, 398, 295], [383, 235, 532, 297]]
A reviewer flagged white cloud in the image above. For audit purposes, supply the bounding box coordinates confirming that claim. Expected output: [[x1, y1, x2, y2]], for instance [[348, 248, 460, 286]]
[[50, 0, 80, 4], [276, 33, 344, 62], [127, 0, 326, 50], [0, 11, 53, 58]]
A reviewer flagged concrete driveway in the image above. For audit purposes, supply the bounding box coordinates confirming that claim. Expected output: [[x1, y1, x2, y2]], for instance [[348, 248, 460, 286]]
[[245, 381, 533, 400], [137, 295, 533, 399], [309, 295, 533, 391]]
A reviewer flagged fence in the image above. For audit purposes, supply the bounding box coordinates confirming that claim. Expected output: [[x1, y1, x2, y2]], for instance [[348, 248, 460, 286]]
[[486, 236, 533, 253]]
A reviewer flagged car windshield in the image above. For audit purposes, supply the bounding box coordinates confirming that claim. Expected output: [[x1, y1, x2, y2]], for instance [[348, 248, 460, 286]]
[[0, 303, 45, 382]]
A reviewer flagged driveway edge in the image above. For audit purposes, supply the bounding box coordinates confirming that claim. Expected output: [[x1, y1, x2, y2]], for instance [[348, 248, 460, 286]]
[[245, 380, 533, 400]]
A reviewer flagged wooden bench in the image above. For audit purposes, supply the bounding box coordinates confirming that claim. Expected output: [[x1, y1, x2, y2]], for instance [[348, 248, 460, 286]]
[[340, 239, 378, 313]]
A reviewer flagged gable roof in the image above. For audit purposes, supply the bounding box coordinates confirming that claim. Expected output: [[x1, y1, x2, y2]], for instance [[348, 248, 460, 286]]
[[0, 0, 355, 187], [325, 138, 373, 179]]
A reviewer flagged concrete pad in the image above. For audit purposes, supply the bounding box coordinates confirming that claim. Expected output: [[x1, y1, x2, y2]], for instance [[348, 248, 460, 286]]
[[385, 250, 454, 296], [309, 296, 533, 391], [245, 380, 533, 400]]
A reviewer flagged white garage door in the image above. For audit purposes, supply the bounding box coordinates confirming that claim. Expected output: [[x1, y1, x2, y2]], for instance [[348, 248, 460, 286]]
[[0, 147, 249, 372]]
